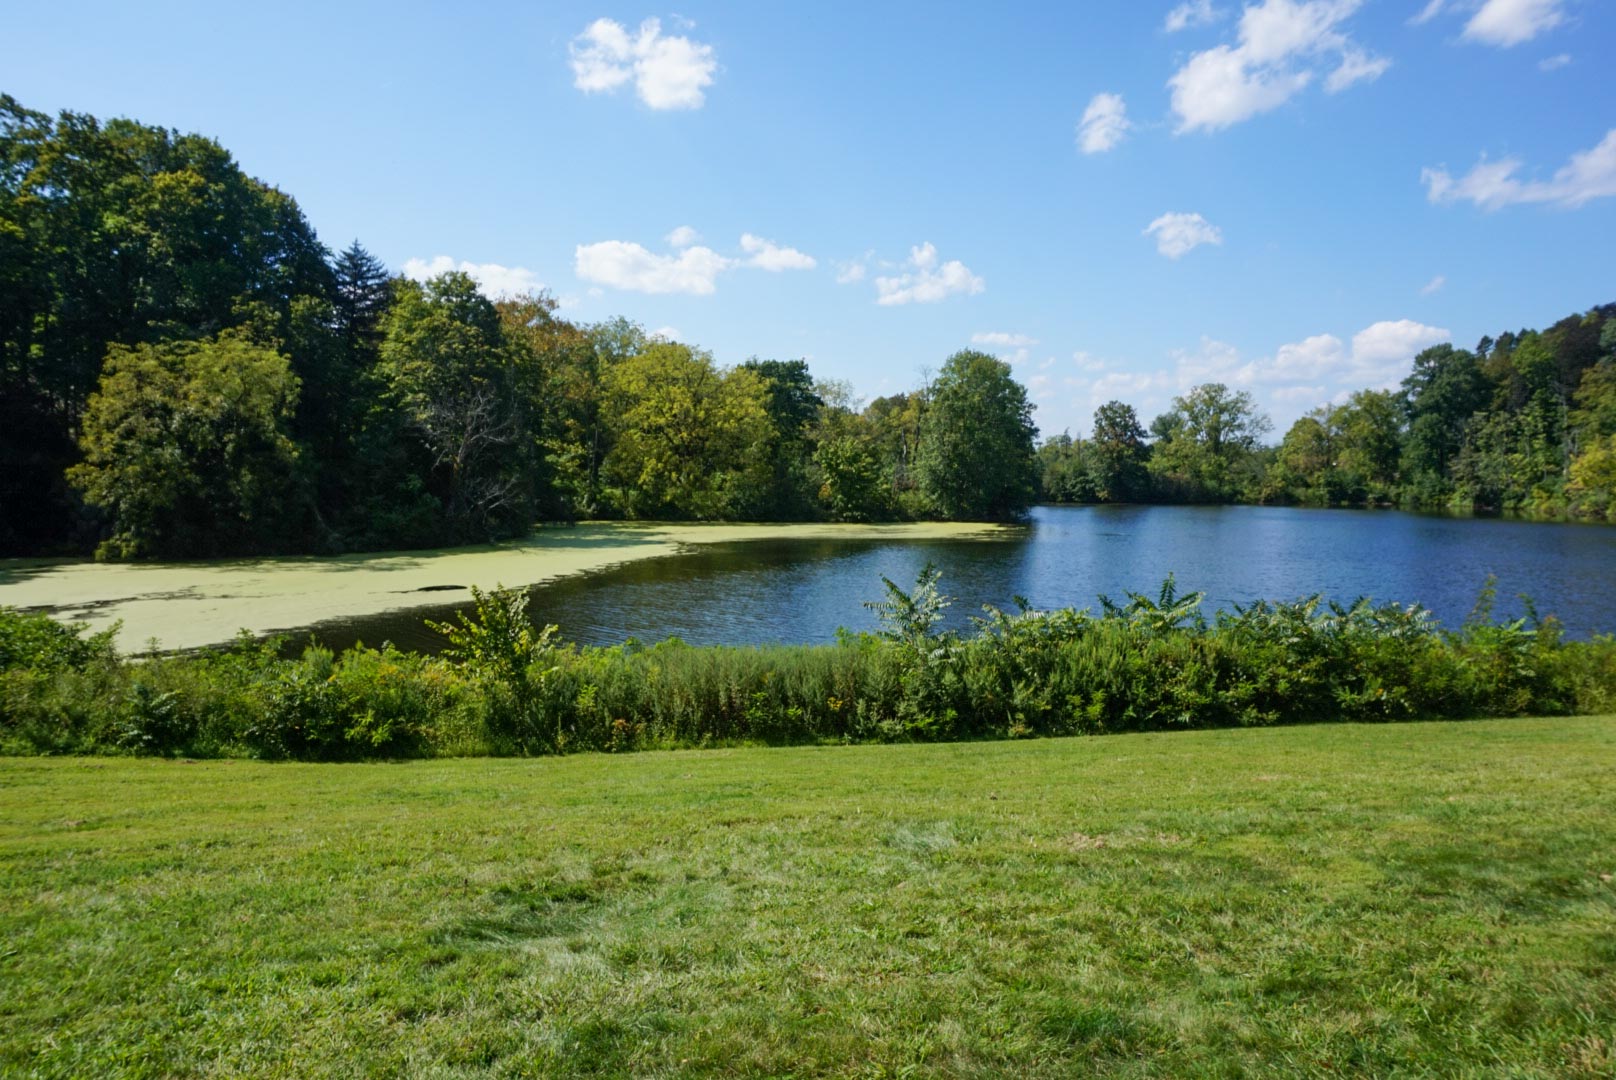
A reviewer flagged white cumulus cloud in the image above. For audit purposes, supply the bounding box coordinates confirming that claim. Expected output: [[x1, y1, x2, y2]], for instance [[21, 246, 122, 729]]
[[569, 17, 717, 110], [1168, 0, 1387, 133], [1077, 92, 1131, 153], [649, 326, 681, 341], [574, 241, 733, 295], [1348, 320, 1451, 383], [1464, 0, 1565, 46], [1166, 0, 1221, 32], [403, 255, 545, 298], [1423, 129, 1616, 210], [740, 233, 817, 272], [873, 243, 985, 306], [1420, 274, 1446, 295], [1144, 212, 1224, 258], [665, 225, 701, 248], [1538, 52, 1572, 71]]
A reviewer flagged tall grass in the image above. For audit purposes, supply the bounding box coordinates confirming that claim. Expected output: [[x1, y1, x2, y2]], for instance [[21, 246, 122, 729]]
[[3, 571, 1614, 759]]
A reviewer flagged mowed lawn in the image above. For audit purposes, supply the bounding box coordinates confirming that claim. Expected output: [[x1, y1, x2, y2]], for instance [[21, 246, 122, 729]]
[[2, 720, 1614, 1078]]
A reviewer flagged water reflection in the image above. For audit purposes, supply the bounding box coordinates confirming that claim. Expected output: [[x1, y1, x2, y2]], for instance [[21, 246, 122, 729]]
[[302, 505, 1616, 653]]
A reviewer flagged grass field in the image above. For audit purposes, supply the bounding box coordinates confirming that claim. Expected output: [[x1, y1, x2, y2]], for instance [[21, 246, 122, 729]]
[[2, 718, 1613, 1078]]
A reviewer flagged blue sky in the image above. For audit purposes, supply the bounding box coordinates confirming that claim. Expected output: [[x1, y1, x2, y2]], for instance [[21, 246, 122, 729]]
[[8, 0, 1614, 436]]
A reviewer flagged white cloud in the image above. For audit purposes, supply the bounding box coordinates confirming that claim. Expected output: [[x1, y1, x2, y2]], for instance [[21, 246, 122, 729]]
[[873, 242, 985, 306], [1413, 0, 1566, 45], [1077, 93, 1131, 153], [1171, 336, 1248, 384], [739, 233, 817, 271], [1073, 351, 1107, 372], [1538, 52, 1572, 71], [574, 241, 733, 294], [1168, 0, 1387, 132], [972, 332, 1039, 348], [649, 326, 681, 341], [403, 255, 545, 298], [665, 225, 701, 248], [1144, 211, 1224, 258], [1463, 0, 1565, 46], [1273, 383, 1327, 402], [1420, 274, 1446, 295], [1267, 333, 1347, 381], [1325, 49, 1391, 92], [1423, 129, 1616, 210], [1172, 320, 1449, 392], [569, 17, 717, 110], [1208, 320, 1447, 390], [1348, 319, 1451, 383], [1090, 370, 1175, 399], [1410, 0, 1448, 25], [1166, 0, 1220, 32], [834, 251, 875, 285]]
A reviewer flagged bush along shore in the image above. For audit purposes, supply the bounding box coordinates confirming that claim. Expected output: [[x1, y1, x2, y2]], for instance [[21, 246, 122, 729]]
[[3, 571, 1614, 760]]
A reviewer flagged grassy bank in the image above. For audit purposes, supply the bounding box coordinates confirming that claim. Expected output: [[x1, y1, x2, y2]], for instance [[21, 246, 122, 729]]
[[0, 521, 1010, 652], [2, 718, 1614, 1077]]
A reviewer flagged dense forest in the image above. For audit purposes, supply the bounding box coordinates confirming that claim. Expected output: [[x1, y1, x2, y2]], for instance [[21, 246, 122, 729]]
[[3, 95, 1613, 561], [0, 95, 1041, 558]]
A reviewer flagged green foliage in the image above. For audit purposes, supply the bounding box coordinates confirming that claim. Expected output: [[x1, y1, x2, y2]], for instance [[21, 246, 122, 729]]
[[430, 585, 561, 753], [7, 90, 1616, 553], [0, 606, 119, 673], [1088, 400, 1151, 501], [67, 331, 306, 558], [1148, 382, 1272, 502], [5, 575, 1614, 761], [915, 350, 1038, 520], [0, 94, 331, 552], [814, 436, 893, 521], [865, 563, 953, 650], [1035, 433, 1098, 503], [601, 343, 773, 519], [373, 273, 531, 539]]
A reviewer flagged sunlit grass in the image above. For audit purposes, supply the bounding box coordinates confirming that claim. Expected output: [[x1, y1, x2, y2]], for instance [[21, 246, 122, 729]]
[[3, 717, 1614, 1077]]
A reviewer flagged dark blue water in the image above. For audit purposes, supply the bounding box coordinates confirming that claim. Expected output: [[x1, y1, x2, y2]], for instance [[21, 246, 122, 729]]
[[306, 506, 1616, 653]]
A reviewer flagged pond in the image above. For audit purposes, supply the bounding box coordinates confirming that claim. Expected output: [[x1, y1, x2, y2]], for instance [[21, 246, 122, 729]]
[[306, 505, 1616, 652]]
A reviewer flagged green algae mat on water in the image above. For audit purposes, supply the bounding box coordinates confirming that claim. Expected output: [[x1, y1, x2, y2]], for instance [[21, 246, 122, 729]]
[[0, 521, 1009, 653], [2, 717, 1614, 1077]]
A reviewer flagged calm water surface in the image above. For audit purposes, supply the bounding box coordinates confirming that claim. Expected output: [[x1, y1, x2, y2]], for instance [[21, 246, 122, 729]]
[[307, 505, 1616, 652]]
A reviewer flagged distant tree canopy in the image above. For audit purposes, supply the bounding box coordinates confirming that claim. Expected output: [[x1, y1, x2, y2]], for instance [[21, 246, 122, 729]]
[[2, 94, 1613, 560], [1035, 306, 1616, 518]]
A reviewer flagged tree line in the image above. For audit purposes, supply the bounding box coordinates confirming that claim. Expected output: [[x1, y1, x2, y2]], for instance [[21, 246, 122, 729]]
[[4, 95, 1613, 561], [1038, 305, 1616, 519], [0, 95, 1037, 558]]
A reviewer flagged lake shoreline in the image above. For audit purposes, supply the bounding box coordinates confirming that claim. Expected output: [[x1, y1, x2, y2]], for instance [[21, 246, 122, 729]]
[[0, 520, 1013, 652]]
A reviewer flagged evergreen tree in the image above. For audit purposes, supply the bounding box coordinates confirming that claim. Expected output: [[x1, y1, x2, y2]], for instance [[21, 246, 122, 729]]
[[332, 240, 394, 360]]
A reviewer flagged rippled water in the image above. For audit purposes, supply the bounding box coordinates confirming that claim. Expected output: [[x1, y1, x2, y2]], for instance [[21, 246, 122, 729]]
[[302, 505, 1616, 652]]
